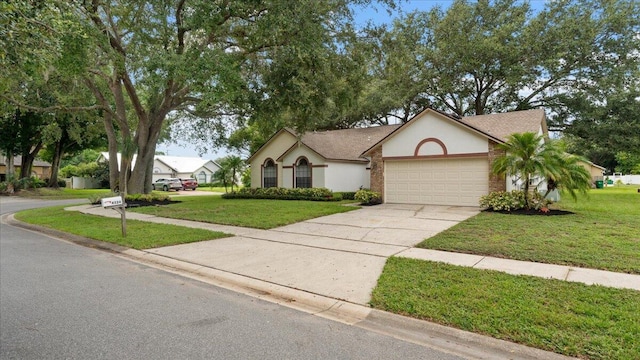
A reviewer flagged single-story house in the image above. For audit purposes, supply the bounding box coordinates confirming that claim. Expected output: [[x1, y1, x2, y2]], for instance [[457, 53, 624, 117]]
[[0, 155, 51, 181], [579, 160, 606, 183], [98, 153, 220, 183], [249, 108, 548, 206]]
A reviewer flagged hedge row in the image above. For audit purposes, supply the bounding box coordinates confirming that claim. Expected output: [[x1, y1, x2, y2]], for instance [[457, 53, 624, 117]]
[[221, 187, 343, 201]]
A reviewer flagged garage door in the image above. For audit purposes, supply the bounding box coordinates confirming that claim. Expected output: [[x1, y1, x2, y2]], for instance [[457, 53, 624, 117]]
[[385, 158, 488, 206]]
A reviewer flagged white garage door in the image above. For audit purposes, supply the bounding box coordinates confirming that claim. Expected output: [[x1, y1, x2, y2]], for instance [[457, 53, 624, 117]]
[[385, 158, 488, 206]]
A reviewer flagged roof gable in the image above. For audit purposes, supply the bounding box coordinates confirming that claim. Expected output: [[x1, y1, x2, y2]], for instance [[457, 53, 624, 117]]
[[247, 128, 297, 162], [362, 108, 547, 156]]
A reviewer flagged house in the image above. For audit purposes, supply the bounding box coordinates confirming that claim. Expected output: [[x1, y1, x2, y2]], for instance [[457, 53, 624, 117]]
[[248, 126, 400, 192], [153, 155, 220, 183], [0, 155, 51, 181], [249, 108, 547, 206], [98, 153, 220, 184], [579, 160, 606, 183]]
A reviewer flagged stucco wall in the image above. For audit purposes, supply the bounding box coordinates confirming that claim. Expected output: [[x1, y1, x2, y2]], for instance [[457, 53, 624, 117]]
[[249, 131, 297, 188], [382, 112, 488, 157], [280, 145, 325, 188], [324, 162, 369, 192]]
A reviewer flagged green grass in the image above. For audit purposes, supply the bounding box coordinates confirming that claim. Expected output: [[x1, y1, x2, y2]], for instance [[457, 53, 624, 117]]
[[196, 187, 229, 193], [129, 195, 357, 229], [14, 206, 230, 249], [417, 186, 640, 273], [17, 188, 112, 199], [371, 257, 640, 360]]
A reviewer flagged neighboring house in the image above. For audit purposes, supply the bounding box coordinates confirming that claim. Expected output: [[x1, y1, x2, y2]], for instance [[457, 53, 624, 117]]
[[0, 155, 51, 181], [98, 153, 220, 183], [153, 155, 220, 183], [250, 108, 548, 206], [579, 160, 606, 183]]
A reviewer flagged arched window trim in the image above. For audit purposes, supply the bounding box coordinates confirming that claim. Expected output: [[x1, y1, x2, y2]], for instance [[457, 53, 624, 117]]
[[262, 158, 277, 188], [294, 156, 312, 188]]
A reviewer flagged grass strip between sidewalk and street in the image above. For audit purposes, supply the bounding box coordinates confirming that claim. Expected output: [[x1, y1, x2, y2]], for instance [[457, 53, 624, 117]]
[[371, 257, 640, 360], [129, 196, 357, 229], [417, 186, 640, 274], [14, 206, 230, 249]]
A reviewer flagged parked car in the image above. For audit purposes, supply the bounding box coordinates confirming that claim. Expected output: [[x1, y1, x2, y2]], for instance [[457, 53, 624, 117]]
[[152, 178, 183, 191], [180, 178, 198, 191]]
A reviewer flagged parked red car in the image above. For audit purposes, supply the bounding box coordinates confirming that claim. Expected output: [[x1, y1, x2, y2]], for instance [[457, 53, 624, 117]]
[[180, 178, 198, 190]]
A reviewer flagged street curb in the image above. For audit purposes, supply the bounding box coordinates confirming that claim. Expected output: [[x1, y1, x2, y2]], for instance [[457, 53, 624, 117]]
[[4, 213, 577, 360], [2, 213, 370, 325]]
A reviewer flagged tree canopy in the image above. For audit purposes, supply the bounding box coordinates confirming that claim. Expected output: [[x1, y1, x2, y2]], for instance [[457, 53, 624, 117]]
[[2, 0, 395, 193]]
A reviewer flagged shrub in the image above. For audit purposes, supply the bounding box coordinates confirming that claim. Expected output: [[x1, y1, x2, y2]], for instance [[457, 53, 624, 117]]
[[479, 190, 527, 211], [89, 192, 171, 205], [336, 192, 356, 200], [354, 189, 382, 205], [222, 187, 342, 201]]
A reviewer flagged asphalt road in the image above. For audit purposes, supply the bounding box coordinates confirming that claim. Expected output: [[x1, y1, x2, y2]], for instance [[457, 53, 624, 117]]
[[0, 197, 462, 360]]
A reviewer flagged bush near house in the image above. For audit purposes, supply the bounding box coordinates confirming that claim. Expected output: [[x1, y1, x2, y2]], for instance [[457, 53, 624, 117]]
[[354, 189, 382, 205], [335, 191, 357, 200], [0, 176, 46, 194], [221, 187, 343, 201], [479, 190, 551, 211]]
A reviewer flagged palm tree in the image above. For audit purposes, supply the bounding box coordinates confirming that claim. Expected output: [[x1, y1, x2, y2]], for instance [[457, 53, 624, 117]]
[[543, 152, 592, 202], [492, 132, 590, 209], [214, 155, 246, 193]]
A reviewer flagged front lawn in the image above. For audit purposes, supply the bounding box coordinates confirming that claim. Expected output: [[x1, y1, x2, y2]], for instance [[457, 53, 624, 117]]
[[16, 188, 112, 199], [15, 206, 230, 249], [371, 257, 640, 360], [129, 195, 357, 229], [417, 186, 640, 273]]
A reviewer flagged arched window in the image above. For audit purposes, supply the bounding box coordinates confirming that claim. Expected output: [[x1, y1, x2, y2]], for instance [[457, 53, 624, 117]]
[[153, 167, 161, 173], [263, 159, 277, 188], [295, 158, 311, 188], [198, 171, 206, 184]]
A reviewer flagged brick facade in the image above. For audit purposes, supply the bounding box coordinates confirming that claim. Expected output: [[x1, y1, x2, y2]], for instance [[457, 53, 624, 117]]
[[488, 140, 506, 192], [369, 147, 384, 199]]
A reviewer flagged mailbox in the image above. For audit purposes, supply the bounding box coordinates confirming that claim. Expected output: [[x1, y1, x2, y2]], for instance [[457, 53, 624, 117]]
[[101, 196, 124, 208]]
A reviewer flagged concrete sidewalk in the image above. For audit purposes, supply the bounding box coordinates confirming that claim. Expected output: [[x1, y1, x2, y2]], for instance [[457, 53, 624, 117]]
[[70, 203, 640, 296]]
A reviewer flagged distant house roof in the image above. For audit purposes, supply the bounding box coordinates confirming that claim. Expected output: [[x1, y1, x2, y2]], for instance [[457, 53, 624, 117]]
[[0, 155, 51, 168], [154, 155, 219, 173], [99, 153, 218, 173]]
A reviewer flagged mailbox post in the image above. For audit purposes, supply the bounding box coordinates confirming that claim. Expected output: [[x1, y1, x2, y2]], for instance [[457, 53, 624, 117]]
[[101, 195, 127, 237]]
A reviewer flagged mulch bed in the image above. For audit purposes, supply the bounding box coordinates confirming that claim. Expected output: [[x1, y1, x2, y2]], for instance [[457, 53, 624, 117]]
[[485, 209, 574, 216]]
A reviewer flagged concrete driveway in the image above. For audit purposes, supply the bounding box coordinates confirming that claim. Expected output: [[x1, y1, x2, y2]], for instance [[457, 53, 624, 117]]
[[147, 204, 479, 305]]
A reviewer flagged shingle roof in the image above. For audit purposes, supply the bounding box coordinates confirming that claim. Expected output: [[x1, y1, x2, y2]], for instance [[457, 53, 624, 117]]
[[457, 109, 546, 142], [154, 155, 218, 173], [0, 155, 51, 167], [298, 125, 400, 162]]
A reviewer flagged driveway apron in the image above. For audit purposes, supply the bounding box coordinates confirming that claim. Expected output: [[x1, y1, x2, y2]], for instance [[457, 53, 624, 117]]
[[146, 204, 478, 305]]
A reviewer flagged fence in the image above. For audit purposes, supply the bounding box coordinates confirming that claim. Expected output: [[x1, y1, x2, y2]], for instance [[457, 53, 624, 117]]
[[608, 174, 640, 185]]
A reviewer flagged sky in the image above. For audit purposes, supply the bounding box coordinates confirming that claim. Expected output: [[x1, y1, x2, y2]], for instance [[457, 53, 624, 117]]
[[163, 0, 547, 160]]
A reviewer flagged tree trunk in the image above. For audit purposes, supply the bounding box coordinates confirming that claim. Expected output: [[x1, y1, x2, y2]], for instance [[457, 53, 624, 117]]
[[47, 140, 64, 187], [19, 142, 43, 179], [5, 151, 15, 178]]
